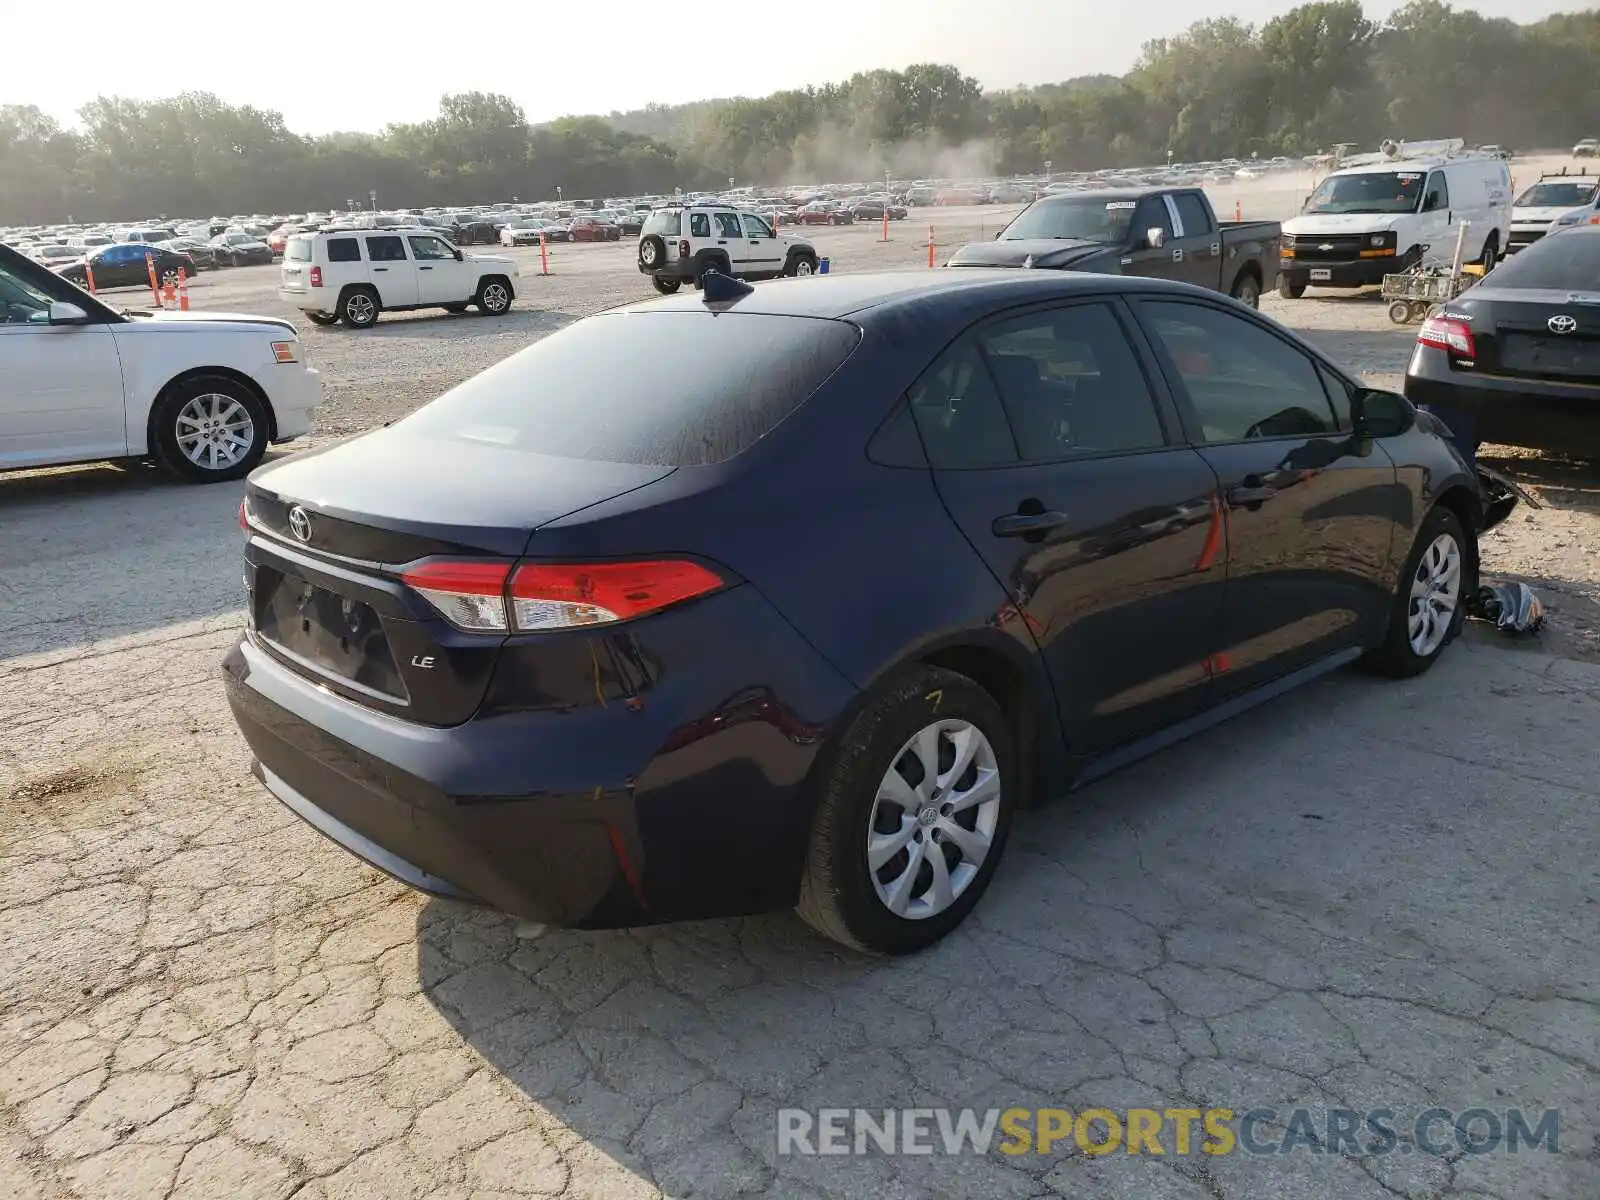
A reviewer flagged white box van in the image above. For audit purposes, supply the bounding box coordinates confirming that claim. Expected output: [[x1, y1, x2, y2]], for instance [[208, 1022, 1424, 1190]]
[[1277, 150, 1512, 298], [280, 227, 520, 328]]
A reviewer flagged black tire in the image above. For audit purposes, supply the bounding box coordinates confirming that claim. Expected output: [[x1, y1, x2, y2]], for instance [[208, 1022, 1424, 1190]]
[[443, 302, 469, 314], [694, 256, 730, 287], [1478, 237, 1498, 272], [1230, 271, 1261, 309], [474, 276, 512, 315], [306, 312, 338, 326], [796, 666, 1018, 954], [639, 236, 667, 269], [1362, 505, 1471, 678], [651, 276, 682, 295], [785, 252, 818, 278], [339, 286, 380, 329], [1279, 276, 1307, 299], [150, 374, 269, 484]]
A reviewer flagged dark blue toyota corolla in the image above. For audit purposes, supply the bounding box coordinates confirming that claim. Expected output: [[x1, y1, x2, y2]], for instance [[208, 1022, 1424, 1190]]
[[225, 270, 1502, 954]]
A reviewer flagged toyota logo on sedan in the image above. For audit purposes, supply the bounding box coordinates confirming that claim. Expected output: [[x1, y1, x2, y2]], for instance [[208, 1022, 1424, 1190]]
[[287, 505, 312, 542], [1548, 314, 1578, 334]]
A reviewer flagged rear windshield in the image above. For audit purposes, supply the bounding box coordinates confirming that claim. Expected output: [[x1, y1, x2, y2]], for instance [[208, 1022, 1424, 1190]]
[[642, 211, 681, 237], [396, 312, 861, 466], [284, 237, 312, 261], [1482, 229, 1600, 291]]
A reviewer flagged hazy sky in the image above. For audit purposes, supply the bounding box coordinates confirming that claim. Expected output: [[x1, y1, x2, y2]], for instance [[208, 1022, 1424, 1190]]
[[9, 0, 1581, 135]]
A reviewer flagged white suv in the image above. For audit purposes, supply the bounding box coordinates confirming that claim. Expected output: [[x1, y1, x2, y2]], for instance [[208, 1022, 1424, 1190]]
[[637, 206, 818, 294], [280, 227, 520, 328]]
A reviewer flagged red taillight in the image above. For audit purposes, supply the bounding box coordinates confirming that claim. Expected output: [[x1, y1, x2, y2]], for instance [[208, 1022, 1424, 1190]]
[[238, 498, 249, 532], [309, 265, 323, 287], [678, 239, 690, 259], [1418, 315, 1476, 359], [401, 559, 723, 633]]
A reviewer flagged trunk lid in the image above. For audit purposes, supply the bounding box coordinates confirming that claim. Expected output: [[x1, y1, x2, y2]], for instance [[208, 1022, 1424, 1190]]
[[243, 427, 675, 725], [1456, 287, 1600, 384]]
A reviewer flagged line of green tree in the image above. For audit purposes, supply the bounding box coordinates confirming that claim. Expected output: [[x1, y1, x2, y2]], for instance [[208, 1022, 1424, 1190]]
[[3, 0, 1597, 224]]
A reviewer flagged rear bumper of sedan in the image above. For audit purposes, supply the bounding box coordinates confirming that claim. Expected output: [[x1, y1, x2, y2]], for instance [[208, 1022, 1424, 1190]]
[[1405, 349, 1600, 457], [222, 586, 857, 928]]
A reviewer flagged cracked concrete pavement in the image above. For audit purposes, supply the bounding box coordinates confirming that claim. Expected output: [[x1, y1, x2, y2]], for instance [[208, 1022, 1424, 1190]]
[[4, 276, 1600, 1198]]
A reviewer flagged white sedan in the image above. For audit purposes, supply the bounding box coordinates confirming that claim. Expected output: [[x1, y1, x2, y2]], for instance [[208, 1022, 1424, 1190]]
[[499, 220, 553, 247], [1, 243, 319, 483]]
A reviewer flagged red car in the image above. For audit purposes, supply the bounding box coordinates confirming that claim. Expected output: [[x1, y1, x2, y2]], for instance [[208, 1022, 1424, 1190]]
[[795, 202, 853, 226], [567, 215, 621, 243]]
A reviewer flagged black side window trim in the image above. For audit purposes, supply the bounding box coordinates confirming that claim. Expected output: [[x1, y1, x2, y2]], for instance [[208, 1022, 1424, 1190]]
[[1131, 296, 1342, 445]]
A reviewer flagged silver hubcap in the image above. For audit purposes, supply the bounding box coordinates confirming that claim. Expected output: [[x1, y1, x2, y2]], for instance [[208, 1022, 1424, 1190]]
[[347, 294, 375, 323], [642, 245, 659, 265], [1408, 532, 1461, 656], [795, 260, 813, 276], [868, 719, 1001, 920], [483, 284, 509, 311], [175, 393, 254, 470]]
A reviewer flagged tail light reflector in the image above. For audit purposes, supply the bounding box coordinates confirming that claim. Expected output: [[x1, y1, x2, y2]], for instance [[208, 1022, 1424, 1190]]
[[510, 561, 724, 630], [309, 266, 323, 287], [1418, 315, 1476, 359], [402, 561, 512, 632], [678, 239, 690, 259], [401, 559, 724, 633]]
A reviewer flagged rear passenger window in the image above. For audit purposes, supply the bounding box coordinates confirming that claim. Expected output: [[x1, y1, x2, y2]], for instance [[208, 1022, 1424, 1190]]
[[906, 338, 1017, 469], [689, 213, 711, 238], [1172, 193, 1212, 236], [976, 304, 1167, 460], [366, 235, 406, 262], [325, 238, 360, 263]]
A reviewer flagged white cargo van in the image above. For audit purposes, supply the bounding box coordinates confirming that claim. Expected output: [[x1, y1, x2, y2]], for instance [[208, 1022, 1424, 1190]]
[[1277, 147, 1512, 298]]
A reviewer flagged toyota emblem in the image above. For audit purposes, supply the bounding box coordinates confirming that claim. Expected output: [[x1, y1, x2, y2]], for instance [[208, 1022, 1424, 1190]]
[[287, 505, 312, 542], [1548, 314, 1578, 335]]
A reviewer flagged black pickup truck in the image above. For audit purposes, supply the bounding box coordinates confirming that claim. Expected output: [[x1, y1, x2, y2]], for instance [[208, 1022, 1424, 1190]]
[[946, 187, 1281, 307]]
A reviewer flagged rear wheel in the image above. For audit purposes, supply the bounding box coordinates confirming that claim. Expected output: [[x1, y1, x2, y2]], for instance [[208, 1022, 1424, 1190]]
[[151, 375, 268, 483], [694, 256, 729, 287], [1363, 506, 1469, 678], [1230, 272, 1261, 309], [796, 666, 1017, 954], [1478, 237, 1498, 272], [1388, 300, 1413, 325], [339, 287, 380, 329]]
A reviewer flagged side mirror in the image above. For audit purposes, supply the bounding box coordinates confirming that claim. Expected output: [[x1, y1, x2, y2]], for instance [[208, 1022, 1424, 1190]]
[[49, 301, 90, 326], [1350, 387, 1414, 440], [1145, 227, 1166, 250], [453, 248, 463, 261]]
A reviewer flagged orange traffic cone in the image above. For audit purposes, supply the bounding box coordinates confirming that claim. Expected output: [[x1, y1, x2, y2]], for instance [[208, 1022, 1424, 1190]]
[[177, 268, 189, 311]]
